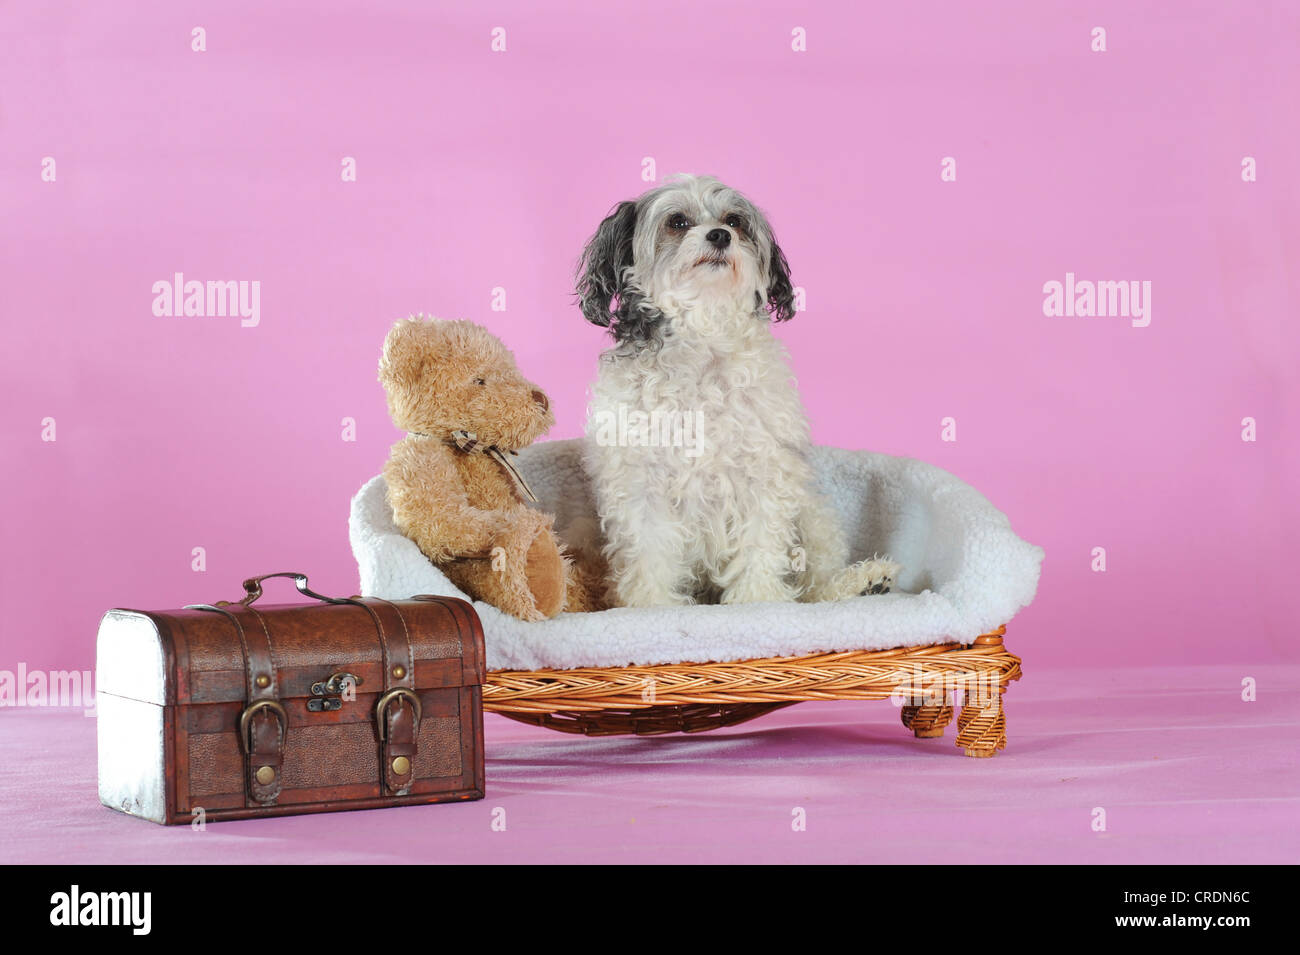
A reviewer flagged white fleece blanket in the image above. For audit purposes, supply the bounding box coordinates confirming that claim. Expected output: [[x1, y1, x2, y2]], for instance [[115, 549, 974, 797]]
[[349, 439, 1044, 672]]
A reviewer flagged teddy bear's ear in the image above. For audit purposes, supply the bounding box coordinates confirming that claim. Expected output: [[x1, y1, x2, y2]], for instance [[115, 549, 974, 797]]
[[378, 317, 443, 389]]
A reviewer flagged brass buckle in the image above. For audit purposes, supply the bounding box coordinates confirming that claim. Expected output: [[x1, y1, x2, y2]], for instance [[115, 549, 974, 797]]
[[375, 688, 422, 741], [238, 699, 289, 754]]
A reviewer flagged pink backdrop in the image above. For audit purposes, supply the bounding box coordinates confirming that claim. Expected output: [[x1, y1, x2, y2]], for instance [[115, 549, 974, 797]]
[[3, 1, 1296, 672]]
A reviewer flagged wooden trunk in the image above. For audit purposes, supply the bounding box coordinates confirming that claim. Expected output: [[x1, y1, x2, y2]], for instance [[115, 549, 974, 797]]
[[95, 573, 485, 824]]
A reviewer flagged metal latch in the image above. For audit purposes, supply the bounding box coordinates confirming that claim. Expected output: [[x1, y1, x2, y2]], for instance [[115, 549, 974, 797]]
[[308, 671, 363, 712]]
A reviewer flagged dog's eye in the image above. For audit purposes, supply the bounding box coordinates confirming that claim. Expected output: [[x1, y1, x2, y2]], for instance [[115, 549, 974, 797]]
[[724, 214, 747, 233], [473, 377, 486, 386], [667, 213, 690, 231]]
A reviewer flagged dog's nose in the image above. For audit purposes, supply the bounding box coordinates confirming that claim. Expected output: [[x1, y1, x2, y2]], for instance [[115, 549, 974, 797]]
[[531, 389, 549, 412], [705, 228, 731, 249]]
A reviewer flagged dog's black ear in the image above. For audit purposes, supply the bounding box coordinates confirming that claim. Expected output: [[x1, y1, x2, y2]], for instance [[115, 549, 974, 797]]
[[766, 238, 795, 322], [576, 200, 638, 328]]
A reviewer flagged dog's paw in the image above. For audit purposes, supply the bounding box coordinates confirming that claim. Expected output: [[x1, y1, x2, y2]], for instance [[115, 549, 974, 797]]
[[808, 557, 901, 601], [721, 575, 799, 606], [613, 573, 695, 608], [856, 557, 900, 596]]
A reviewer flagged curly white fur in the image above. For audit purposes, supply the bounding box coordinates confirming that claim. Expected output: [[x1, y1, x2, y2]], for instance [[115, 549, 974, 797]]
[[578, 175, 898, 608]]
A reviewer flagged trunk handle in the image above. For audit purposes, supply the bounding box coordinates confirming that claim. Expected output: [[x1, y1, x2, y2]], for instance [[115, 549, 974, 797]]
[[227, 572, 352, 607]]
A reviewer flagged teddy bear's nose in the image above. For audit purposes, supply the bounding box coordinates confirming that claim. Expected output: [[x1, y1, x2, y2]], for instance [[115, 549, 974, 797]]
[[531, 389, 549, 412]]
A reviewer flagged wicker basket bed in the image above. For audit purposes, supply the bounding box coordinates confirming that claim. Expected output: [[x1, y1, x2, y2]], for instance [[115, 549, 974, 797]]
[[480, 629, 1020, 757], [351, 440, 1041, 758]]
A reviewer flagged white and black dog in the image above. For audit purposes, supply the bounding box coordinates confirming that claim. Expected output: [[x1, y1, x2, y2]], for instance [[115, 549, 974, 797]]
[[576, 174, 898, 608]]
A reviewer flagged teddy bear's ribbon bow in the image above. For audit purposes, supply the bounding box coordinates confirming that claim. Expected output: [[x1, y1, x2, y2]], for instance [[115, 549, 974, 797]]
[[446, 430, 539, 504]]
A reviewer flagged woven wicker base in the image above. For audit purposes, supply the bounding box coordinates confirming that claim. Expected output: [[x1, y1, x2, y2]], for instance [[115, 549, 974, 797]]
[[484, 628, 1020, 757]]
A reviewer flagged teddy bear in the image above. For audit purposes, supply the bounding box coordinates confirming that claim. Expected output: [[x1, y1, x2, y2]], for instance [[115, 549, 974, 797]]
[[379, 316, 606, 620]]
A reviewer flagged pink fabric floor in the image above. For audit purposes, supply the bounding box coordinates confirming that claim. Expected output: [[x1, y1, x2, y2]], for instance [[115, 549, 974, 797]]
[[3, 664, 1296, 865]]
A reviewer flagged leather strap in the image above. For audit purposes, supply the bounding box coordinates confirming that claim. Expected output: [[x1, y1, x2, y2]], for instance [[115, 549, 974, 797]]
[[187, 602, 287, 806], [351, 598, 420, 795]]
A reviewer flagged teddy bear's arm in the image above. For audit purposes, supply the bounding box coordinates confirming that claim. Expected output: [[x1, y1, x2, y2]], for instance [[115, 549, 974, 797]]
[[384, 441, 520, 562]]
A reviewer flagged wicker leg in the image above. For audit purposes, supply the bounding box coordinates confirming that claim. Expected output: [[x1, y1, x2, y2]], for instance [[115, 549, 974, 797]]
[[900, 701, 953, 738], [955, 685, 1006, 758]]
